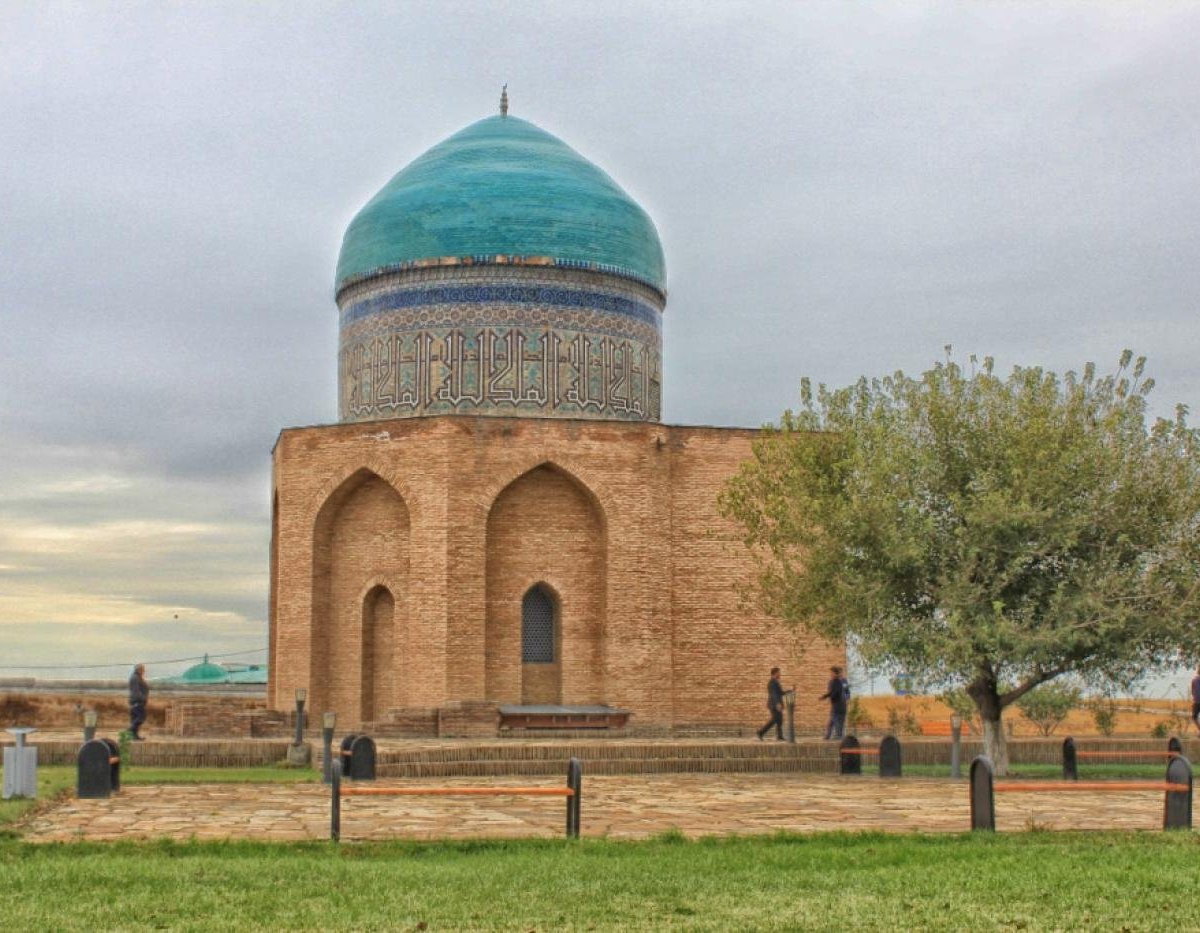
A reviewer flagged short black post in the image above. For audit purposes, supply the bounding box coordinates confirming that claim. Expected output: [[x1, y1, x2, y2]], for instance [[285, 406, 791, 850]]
[[1062, 737, 1078, 781], [1167, 736, 1183, 756], [970, 756, 996, 831], [331, 759, 342, 842], [566, 757, 583, 839], [950, 716, 962, 779], [839, 735, 862, 775], [1164, 755, 1192, 831], [878, 735, 902, 778], [77, 739, 114, 799], [348, 735, 377, 781]]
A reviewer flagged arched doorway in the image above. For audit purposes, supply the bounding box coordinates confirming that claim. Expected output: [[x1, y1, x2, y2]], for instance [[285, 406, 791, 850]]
[[484, 463, 606, 705], [361, 585, 395, 722]]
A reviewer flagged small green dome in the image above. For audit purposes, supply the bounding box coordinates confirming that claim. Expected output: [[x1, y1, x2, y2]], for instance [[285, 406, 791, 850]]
[[336, 115, 666, 294]]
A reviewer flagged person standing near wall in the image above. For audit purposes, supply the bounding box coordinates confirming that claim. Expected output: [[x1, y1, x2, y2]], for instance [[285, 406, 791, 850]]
[[128, 663, 149, 740], [820, 665, 849, 740], [1191, 665, 1200, 735], [756, 667, 786, 741]]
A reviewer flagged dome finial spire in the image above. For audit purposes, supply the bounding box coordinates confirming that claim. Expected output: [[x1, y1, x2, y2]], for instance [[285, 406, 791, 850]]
[[500, 84, 509, 117]]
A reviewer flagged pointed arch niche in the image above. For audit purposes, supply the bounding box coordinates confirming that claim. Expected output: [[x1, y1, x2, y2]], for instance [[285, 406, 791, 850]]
[[311, 470, 410, 722], [485, 464, 606, 705]]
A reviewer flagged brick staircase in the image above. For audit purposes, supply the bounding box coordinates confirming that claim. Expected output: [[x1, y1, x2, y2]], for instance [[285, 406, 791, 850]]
[[365, 740, 844, 778]]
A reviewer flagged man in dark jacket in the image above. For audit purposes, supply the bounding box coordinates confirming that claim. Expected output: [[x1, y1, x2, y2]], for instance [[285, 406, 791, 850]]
[[756, 667, 786, 741], [1191, 665, 1200, 735], [820, 665, 849, 740], [128, 663, 149, 740]]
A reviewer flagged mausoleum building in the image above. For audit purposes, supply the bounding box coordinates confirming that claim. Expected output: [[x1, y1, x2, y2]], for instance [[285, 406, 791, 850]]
[[267, 98, 843, 734]]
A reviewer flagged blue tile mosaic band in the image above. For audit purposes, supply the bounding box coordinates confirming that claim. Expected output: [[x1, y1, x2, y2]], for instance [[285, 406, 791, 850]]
[[338, 264, 663, 423]]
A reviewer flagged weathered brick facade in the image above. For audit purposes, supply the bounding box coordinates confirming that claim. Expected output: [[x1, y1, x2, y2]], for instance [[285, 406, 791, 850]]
[[268, 415, 844, 732]]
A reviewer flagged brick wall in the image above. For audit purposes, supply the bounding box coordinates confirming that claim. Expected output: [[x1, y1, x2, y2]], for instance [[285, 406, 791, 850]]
[[269, 415, 844, 732]]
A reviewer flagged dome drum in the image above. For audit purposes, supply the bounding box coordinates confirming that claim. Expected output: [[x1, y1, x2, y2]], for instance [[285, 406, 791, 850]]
[[339, 263, 663, 422]]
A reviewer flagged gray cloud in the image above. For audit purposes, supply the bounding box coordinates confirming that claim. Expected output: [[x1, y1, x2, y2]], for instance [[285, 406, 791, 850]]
[[2, 3, 1198, 691]]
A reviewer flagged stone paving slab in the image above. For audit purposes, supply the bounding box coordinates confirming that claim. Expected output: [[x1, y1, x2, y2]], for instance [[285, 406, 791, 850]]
[[20, 774, 1179, 843]]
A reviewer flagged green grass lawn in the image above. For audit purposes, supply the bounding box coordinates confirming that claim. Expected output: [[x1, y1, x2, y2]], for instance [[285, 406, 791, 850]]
[[0, 831, 1197, 930]]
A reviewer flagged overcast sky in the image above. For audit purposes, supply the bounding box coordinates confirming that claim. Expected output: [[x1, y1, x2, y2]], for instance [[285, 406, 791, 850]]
[[2, 3, 1198, 693]]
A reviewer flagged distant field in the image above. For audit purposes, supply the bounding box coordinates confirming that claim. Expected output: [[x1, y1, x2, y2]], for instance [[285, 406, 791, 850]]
[[857, 694, 1195, 738], [1, 832, 1198, 930]]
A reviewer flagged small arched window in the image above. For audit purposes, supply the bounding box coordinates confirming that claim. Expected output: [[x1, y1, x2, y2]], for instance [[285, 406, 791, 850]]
[[521, 585, 555, 664]]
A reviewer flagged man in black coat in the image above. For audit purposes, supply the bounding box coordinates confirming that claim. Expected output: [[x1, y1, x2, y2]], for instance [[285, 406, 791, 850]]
[[128, 663, 149, 740], [820, 665, 849, 740], [756, 667, 786, 741]]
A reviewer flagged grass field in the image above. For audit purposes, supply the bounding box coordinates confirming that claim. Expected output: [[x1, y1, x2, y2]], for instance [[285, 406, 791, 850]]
[[0, 831, 1197, 930]]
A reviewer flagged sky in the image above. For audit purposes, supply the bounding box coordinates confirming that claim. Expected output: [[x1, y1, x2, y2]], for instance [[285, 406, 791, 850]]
[[2, 2, 1198, 694]]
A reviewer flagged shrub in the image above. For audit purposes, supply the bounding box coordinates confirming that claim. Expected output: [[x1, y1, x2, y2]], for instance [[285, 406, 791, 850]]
[[1088, 698, 1118, 737], [847, 697, 874, 733], [885, 704, 922, 735], [1016, 682, 1081, 737], [939, 688, 982, 735]]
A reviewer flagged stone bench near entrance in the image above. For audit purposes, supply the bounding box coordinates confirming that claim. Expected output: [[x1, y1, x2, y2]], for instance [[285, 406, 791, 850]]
[[499, 705, 631, 731]]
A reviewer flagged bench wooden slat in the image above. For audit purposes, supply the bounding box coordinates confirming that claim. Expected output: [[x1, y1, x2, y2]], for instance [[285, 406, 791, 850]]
[[340, 786, 574, 797]]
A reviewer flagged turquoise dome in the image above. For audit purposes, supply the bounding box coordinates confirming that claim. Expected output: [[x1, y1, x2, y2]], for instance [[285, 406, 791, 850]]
[[336, 115, 665, 294]]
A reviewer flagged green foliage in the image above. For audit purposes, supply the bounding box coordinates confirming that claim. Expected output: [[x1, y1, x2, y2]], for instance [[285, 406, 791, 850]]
[[885, 704, 922, 735], [1150, 720, 1171, 739], [720, 351, 1200, 769], [1015, 681, 1081, 736], [1088, 697, 1119, 736], [847, 697, 874, 732], [1, 834, 1199, 929], [940, 688, 983, 734]]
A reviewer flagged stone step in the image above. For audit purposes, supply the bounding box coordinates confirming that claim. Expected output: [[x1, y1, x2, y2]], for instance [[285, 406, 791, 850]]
[[372, 755, 840, 778]]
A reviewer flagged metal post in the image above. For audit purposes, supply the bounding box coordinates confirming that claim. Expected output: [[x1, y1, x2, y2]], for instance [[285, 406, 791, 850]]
[[566, 757, 582, 839], [83, 709, 98, 744], [950, 715, 962, 779], [293, 689, 307, 746], [322, 712, 336, 784], [331, 758, 341, 842], [783, 689, 796, 743]]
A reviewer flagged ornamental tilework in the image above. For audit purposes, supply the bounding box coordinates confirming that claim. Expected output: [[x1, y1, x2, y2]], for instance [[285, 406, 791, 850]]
[[338, 265, 664, 423]]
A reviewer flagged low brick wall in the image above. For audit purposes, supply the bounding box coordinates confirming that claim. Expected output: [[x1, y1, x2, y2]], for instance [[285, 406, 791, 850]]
[[859, 734, 1200, 765], [0, 738, 295, 767]]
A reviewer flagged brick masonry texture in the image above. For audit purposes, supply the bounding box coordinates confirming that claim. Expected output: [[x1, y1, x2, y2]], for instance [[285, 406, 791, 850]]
[[269, 415, 844, 733]]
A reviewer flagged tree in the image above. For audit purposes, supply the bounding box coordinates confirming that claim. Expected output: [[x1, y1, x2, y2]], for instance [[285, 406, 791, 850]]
[[1015, 681, 1081, 737], [720, 352, 1200, 774]]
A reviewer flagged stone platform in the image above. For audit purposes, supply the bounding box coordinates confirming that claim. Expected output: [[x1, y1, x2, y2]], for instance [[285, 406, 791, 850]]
[[20, 773, 1179, 843]]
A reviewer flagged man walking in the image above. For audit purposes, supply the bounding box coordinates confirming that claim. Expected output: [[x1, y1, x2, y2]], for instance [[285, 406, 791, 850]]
[[1191, 665, 1200, 735], [756, 667, 786, 741], [820, 665, 849, 740], [128, 663, 149, 740]]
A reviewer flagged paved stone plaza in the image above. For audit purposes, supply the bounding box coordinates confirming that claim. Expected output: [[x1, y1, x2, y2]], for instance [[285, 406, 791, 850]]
[[21, 774, 1170, 842]]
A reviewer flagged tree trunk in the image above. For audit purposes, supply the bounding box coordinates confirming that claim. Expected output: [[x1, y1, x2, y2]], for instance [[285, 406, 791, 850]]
[[967, 673, 1010, 776], [980, 715, 1009, 776]]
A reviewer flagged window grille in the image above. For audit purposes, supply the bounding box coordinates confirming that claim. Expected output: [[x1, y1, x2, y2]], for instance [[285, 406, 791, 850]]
[[522, 586, 555, 663]]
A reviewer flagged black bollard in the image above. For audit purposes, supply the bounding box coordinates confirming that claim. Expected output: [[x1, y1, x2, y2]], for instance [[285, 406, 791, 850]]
[[348, 735, 377, 781], [1062, 737, 1078, 781], [970, 756, 996, 831], [839, 735, 862, 775], [77, 739, 116, 799], [102, 738, 121, 791], [566, 757, 583, 839], [330, 759, 341, 842], [1164, 755, 1192, 831], [1167, 736, 1183, 756], [878, 735, 902, 778]]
